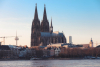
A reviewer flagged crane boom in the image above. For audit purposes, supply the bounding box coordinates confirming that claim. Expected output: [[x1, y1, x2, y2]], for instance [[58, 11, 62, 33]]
[[0, 36, 15, 45], [0, 32, 21, 45]]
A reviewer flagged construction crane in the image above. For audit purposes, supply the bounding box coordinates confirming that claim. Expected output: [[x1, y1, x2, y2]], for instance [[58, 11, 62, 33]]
[[94, 41, 100, 47], [0, 36, 15, 45], [0, 31, 21, 46]]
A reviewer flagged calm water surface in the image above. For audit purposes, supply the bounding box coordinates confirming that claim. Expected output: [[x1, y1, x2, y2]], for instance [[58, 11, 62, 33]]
[[0, 59, 100, 67]]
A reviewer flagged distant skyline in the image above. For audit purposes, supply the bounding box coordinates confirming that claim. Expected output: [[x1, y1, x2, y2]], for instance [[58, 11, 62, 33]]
[[0, 0, 100, 47]]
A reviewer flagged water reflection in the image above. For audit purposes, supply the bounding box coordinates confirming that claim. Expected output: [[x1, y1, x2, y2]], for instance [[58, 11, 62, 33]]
[[0, 60, 100, 67]]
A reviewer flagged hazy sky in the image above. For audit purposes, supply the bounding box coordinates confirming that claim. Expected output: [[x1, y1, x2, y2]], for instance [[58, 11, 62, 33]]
[[0, 0, 100, 47]]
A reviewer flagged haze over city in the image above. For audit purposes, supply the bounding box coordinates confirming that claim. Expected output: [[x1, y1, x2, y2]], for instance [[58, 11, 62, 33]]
[[0, 0, 100, 47]]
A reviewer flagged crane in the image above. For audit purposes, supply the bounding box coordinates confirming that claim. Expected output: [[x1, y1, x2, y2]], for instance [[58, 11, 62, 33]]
[[0, 36, 15, 45], [0, 31, 21, 46], [94, 41, 100, 47]]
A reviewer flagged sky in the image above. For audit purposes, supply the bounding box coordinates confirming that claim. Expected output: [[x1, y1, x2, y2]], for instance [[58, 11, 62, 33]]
[[0, 0, 100, 47]]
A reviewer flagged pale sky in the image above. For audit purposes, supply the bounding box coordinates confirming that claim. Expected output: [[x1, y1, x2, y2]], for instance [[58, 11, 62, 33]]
[[0, 0, 100, 47]]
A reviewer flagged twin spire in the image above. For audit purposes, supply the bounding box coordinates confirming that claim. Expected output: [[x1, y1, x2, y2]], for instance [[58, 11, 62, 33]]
[[34, 4, 47, 21], [34, 4, 52, 27]]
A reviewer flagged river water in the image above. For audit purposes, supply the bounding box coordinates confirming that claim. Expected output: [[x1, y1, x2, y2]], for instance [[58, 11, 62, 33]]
[[0, 59, 100, 67]]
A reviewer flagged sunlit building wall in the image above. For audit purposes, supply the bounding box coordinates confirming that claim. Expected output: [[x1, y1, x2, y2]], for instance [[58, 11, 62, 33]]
[[67, 36, 72, 44], [89, 38, 93, 47]]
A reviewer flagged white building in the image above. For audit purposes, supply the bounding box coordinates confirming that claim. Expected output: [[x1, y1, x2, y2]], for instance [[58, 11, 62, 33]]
[[55, 47, 61, 56], [67, 36, 72, 44]]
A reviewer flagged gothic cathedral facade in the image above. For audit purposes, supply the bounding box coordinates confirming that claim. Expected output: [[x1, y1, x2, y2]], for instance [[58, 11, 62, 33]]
[[31, 4, 66, 47]]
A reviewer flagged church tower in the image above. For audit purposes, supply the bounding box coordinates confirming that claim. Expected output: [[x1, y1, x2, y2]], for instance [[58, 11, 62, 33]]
[[41, 4, 49, 32], [89, 38, 93, 47], [50, 18, 53, 33], [31, 4, 41, 47]]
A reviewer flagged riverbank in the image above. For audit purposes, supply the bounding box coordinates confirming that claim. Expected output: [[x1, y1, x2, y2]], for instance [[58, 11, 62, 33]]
[[47, 58, 84, 60], [0, 58, 84, 61], [0, 57, 100, 61]]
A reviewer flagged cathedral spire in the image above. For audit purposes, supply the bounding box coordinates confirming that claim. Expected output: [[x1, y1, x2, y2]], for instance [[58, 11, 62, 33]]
[[50, 17, 52, 27], [50, 17, 53, 33], [31, 3, 41, 47], [43, 4, 47, 20], [34, 3, 38, 20], [41, 4, 49, 32]]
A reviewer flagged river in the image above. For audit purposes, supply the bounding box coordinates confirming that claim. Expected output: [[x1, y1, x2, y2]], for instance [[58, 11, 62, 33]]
[[0, 59, 100, 67]]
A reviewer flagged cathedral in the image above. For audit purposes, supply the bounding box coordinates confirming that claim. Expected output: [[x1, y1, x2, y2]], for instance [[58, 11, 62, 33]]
[[31, 4, 66, 47]]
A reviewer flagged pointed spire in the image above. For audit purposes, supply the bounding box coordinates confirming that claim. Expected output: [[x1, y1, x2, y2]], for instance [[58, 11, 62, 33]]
[[91, 38, 93, 42], [34, 3, 38, 20], [50, 17, 53, 33], [43, 4, 47, 20], [50, 17, 52, 27]]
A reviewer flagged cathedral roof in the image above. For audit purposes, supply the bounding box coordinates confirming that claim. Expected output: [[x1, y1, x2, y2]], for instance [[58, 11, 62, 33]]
[[41, 32, 64, 37]]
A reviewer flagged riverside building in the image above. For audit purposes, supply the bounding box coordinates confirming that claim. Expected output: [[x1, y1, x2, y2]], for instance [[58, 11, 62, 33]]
[[67, 36, 72, 44], [31, 4, 66, 47]]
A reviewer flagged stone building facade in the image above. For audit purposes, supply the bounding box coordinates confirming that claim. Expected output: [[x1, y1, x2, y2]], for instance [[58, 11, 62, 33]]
[[31, 5, 41, 46], [41, 5, 49, 32], [31, 4, 66, 47], [89, 38, 93, 47]]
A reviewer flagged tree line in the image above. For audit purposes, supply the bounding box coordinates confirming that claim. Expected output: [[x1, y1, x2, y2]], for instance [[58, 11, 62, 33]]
[[59, 47, 100, 58]]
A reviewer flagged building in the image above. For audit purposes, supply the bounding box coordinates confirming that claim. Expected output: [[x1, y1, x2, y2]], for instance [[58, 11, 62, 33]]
[[67, 36, 72, 44], [76, 44, 89, 48], [0, 45, 12, 59], [49, 48, 55, 56], [31, 4, 41, 46], [54, 47, 61, 56], [96, 45, 100, 48], [47, 43, 75, 48], [47, 43, 63, 48], [89, 38, 93, 47], [0, 42, 1, 45], [43, 49, 50, 57], [31, 4, 66, 47]]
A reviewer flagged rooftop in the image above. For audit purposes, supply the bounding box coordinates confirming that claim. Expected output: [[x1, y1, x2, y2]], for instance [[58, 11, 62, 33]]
[[41, 31, 64, 37]]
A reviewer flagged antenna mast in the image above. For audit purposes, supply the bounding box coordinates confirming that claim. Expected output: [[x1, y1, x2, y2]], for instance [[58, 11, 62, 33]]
[[15, 31, 19, 46]]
